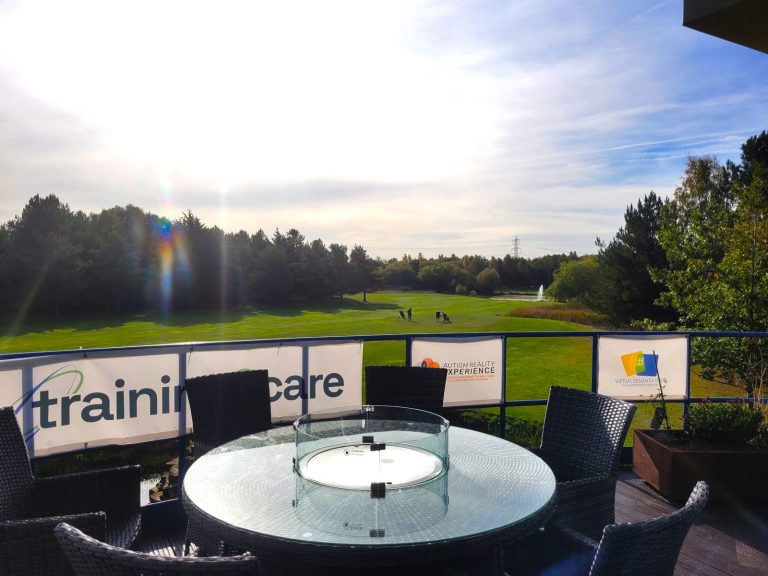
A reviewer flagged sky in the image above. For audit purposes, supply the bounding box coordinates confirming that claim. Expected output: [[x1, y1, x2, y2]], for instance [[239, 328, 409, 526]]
[[0, 0, 767, 260]]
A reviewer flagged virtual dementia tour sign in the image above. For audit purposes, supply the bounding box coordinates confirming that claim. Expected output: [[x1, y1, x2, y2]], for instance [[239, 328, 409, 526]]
[[0, 341, 363, 457], [597, 335, 688, 400]]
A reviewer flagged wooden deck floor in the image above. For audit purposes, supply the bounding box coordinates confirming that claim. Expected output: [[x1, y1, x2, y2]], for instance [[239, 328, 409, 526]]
[[139, 471, 768, 575], [615, 471, 768, 576]]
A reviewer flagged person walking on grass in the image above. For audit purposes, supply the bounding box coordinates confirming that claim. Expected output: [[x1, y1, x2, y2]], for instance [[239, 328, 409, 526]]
[[407, 307, 412, 321], [436, 308, 440, 322]]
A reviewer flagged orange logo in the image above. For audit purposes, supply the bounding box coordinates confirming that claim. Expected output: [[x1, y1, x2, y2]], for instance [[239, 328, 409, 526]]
[[420, 358, 441, 368]]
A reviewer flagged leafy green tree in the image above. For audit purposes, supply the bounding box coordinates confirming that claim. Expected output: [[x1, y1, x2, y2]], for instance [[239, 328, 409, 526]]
[[379, 260, 420, 289], [349, 245, 377, 300], [475, 268, 500, 296], [83, 206, 142, 313], [656, 149, 768, 398], [251, 244, 292, 304], [418, 262, 473, 293], [301, 239, 334, 301], [461, 255, 490, 276], [222, 230, 253, 308], [547, 255, 604, 308], [0, 224, 10, 311], [175, 211, 225, 310], [6, 194, 85, 316], [597, 192, 672, 326], [328, 243, 349, 298], [729, 130, 768, 184]]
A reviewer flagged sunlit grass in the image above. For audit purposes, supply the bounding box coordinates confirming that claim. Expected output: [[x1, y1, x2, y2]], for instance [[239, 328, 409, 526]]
[[0, 292, 588, 406], [0, 291, 744, 445]]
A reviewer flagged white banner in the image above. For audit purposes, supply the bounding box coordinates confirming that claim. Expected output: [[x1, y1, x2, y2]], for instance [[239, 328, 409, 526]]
[[597, 335, 688, 399], [26, 354, 181, 456], [186, 345, 303, 422], [411, 337, 503, 406], [186, 341, 363, 421], [0, 367, 23, 411], [0, 341, 364, 457], [307, 341, 363, 413]]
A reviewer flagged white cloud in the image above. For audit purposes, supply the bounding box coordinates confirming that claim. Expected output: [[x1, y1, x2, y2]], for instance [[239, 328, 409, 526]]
[[1, 0, 766, 259]]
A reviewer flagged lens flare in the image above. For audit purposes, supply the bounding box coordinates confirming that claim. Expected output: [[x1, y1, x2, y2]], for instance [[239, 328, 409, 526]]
[[156, 217, 173, 317]]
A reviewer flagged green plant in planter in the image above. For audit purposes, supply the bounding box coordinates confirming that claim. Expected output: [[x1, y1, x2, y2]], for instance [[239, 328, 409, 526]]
[[687, 401, 764, 445]]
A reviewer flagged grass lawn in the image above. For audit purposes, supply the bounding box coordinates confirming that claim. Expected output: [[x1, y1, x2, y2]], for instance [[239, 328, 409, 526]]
[[1, 291, 589, 402], [0, 291, 739, 435]]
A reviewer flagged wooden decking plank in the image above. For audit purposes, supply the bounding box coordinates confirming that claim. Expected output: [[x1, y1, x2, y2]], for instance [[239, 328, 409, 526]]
[[616, 472, 768, 576], [138, 521, 185, 557]]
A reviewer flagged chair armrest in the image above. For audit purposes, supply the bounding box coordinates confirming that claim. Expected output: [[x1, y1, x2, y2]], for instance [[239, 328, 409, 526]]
[[0, 512, 106, 576], [551, 474, 617, 541], [33, 465, 141, 518], [556, 524, 600, 550]]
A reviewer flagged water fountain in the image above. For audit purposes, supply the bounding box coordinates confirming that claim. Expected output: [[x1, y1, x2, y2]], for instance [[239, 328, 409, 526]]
[[537, 285, 544, 301]]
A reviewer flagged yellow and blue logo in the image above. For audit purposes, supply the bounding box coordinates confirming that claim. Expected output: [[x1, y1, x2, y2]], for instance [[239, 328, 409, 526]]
[[620, 351, 658, 377]]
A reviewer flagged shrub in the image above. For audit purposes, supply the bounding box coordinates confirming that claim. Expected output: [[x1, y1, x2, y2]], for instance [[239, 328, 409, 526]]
[[447, 409, 542, 448], [475, 268, 501, 296], [504, 417, 542, 447], [508, 303, 611, 328], [687, 402, 764, 445]]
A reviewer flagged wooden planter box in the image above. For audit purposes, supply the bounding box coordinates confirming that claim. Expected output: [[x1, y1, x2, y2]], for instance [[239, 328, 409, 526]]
[[632, 429, 768, 503]]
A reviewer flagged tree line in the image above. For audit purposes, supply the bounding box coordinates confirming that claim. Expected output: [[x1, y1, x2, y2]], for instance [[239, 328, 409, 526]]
[[547, 131, 768, 397], [0, 196, 575, 316]]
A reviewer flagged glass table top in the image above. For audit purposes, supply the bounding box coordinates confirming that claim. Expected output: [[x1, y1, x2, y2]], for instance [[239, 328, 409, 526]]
[[183, 422, 555, 548]]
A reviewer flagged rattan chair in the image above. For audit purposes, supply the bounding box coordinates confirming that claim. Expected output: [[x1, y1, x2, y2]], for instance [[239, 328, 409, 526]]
[[183, 370, 272, 557], [0, 406, 141, 576], [505, 481, 709, 576], [184, 370, 272, 457], [364, 365, 448, 413], [55, 522, 260, 575], [534, 386, 637, 540]]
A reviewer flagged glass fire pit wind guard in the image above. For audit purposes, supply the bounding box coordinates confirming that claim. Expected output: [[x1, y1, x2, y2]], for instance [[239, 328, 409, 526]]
[[292, 405, 450, 538], [293, 405, 449, 491]]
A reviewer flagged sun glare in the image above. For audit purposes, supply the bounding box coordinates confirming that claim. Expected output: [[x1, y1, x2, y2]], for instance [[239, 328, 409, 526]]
[[0, 0, 499, 187]]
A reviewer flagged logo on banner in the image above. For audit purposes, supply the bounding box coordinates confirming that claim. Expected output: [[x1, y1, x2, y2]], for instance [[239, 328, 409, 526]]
[[14, 365, 84, 441], [423, 358, 497, 379], [620, 351, 658, 377], [14, 365, 180, 437]]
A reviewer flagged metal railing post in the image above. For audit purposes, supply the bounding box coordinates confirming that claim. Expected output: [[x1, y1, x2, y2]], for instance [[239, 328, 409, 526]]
[[499, 336, 507, 439], [21, 364, 34, 456], [301, 344, 310, 415], [684, 335, 692, 430], [177, 351, 187, 479], [591, 334, 599, 393], [405, 337, 412, 367]]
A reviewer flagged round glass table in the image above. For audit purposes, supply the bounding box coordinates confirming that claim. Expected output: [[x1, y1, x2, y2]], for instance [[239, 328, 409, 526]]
[[183, 406, 556, 575]]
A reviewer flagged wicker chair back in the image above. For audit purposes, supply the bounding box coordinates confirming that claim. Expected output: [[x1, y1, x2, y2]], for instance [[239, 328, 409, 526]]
[[504, 481, 709, 576], [540, 386, 637, 481], [590, 481, 709, 576], [55, 522, 260, 575], [364, 365, 448, 414], [184, 370, 271, 457], [534, 386, 637, 539], [1, 406, 141, 576], [0, 406, 35, 520]]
